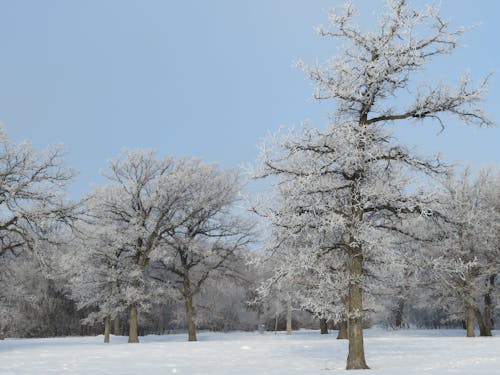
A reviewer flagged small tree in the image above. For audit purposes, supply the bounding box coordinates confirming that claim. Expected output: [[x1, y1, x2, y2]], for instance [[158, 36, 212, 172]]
[[255, 222, 348, 336], [61, 220, 130, 343]]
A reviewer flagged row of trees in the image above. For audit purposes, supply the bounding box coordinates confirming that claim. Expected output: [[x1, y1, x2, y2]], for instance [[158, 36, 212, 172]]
[[2, 118, 496, 366], [0, 141, 263, 339], [59, 151, 255, 343], [0, 0, 498, 372]]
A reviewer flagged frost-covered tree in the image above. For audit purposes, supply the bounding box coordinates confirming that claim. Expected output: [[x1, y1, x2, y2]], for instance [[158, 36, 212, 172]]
[[256, 121, 443, 368], [0, 127, 76, 338], [74, 151, 253, 343], [430, 167, 499, 337], [0, 126, 76, 256], [376, 242, 422, 329], [256, 0, 491, 369], [0, 247, 84, 339], [192, 254, 260, 333], [148, 161, 254, 341], [255, 220, 348, 336], [480, 169, 500, 335], [83, 150, 196, 343], [60, 219, 131, 343]]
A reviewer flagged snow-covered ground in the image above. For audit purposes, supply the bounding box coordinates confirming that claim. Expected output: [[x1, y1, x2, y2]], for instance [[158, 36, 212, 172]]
[[0, 329, 498, 374]]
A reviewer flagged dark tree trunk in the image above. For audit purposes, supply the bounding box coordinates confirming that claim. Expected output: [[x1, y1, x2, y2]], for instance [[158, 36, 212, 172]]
[[104, 315, 111, 343], [346, 249, 369, 369], [466, 305, 475, 337], [128, 303, 139, 343], [79, 324, 86, 336], [320, 318, 328, 334], [337, 320, 348, 340], [484, 298, 493, 336], [484, 292, 493, 335], [158, 314, 164, 335], [395, 299, 405, 329], [113, 316, 121, 336], [185, 294, 197, 341], [483, 274, 495, 336]]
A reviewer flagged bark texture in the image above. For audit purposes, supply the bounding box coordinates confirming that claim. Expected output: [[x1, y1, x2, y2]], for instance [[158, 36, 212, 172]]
[[483, 275, 495, 336], [286, 291, 292, 335], [346, 250, 369, 369], [466, 305, 475, 337], [337, 320, 348, 340], [113, 316, 121, 336], [475, 308, 487, 337], [104, 316, 111, 343], [185, 294, 197, 342], [128, 303, 139, 343]]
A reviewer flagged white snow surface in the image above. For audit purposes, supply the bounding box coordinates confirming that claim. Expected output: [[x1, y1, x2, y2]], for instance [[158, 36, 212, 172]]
[[0, 329, 498, 374]]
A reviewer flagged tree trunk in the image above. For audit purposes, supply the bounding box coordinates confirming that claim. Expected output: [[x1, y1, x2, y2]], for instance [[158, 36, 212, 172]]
[[483, 306, 493, 336], [466, 305, 475, 337], [484, 294, 493, 336], [337, 320, 348, 340], [113, 316, 121, 336], [104, 315, 111, 343], [395, 299, 405, 329], [128, 303, 139, 343], [483, 274, 495, 336], [320, 318, 328, 334], [475, 308, 487, 336], [465, 267, 476, 338], [346, 249, 369, 369], [337, 296, 348, 339], [185, 294, 197, 341], [286, 291, 292, 335]]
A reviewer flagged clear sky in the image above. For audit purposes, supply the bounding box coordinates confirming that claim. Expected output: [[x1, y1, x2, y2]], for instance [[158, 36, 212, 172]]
[[0, 0, 498, 197]]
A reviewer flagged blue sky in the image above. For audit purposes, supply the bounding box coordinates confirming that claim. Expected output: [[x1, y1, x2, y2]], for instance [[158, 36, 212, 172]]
[[0, 0, 498, 197]]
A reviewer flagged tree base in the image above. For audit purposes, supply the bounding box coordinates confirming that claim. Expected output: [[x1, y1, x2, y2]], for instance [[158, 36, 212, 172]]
[[346, 361, 370, 370]]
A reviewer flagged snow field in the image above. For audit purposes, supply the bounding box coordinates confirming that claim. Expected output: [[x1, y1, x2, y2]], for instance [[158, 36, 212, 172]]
[[0, 329, 498, 374]]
